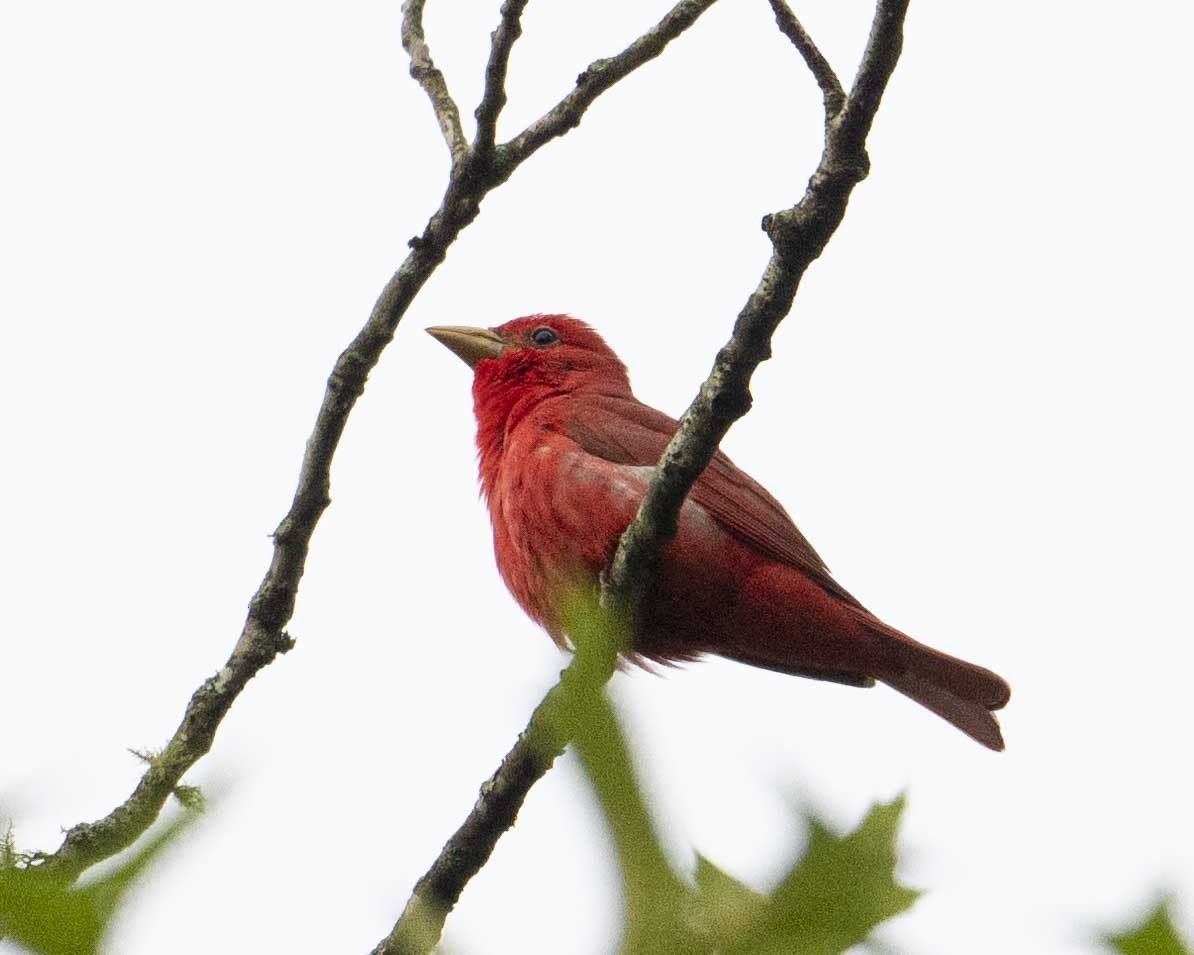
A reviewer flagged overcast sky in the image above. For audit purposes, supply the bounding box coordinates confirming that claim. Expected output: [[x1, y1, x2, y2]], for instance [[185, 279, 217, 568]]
[[3, 1, 1192, 953]]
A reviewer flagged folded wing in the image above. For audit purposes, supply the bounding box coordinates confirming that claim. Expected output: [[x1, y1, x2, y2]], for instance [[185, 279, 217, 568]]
[[564, 393, 864, 608]]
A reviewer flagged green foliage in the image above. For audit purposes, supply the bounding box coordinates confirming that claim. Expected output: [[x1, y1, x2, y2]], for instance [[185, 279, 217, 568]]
[[1105, 899, 1192, 955], [0, 814, 193, 955], [560, 594, 919, 954], [687, 855, 769, 943], [714, 799, 918, 955], [568, 672, 690, 953]]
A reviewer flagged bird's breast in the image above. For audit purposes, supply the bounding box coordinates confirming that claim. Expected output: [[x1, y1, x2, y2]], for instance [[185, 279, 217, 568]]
[[487, 438, 644, 631], [484, 429, 750, 654]]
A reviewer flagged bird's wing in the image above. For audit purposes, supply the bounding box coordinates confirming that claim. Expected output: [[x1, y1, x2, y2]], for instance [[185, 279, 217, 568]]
[[564, 393, 865, 609]]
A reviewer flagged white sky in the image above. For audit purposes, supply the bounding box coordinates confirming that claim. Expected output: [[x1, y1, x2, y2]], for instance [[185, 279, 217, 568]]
[[2, 1, 1192, 953]]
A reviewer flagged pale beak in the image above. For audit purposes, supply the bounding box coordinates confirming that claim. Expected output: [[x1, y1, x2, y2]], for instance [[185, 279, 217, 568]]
[[425, 325, 507, 368]]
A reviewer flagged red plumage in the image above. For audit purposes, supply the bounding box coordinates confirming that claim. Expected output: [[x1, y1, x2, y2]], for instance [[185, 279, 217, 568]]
[[429, 315, 1011, 750]]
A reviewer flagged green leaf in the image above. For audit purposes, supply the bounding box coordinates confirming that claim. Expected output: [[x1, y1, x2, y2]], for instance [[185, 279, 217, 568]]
[[557, 593, 692, 955], [687, 856, 768, 947], [0, 867, 102, 955], [1105, 898, 1192, 955], [572, 689, 693, 955], [555, 590, 918, 955], [730, 797, 919, 955], [0, 813, 193, 955]]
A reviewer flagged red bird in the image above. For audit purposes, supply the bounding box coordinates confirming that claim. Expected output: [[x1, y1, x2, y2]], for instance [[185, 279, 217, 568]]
[[428, 315, 1011, 750]]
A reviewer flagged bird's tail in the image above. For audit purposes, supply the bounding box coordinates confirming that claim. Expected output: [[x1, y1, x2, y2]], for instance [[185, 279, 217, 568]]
[[865, 618, 1011, 751]]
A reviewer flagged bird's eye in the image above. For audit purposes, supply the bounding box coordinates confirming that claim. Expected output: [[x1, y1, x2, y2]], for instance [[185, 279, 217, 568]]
[[530, 326, 559, 347]]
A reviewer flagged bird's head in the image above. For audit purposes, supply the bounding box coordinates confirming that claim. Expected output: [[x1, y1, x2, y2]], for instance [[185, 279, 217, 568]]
[[427, 314, 632, 405]]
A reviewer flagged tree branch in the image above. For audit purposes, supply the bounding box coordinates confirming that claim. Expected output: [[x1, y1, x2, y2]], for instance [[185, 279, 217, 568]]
[[29, 0, 719, 895], [473, 0, 530, 155], [372, 644, 618, 955], [611, 0, 909, 600], [839, 0, 909, 152], [379, 1, 912, 950], [401, 0, 468, 167], [31, 213, 468, 885], [496, 0, 719, 179], [767, 0, 845, 118]]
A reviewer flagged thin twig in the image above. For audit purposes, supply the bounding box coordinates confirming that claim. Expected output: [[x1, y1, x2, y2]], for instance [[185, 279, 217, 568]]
[[401, 0, 468, 166], [838, 0, 909, 152], [473, 0, 530, 155], [381, 3, 912, 950], [767, 0, 845, 118], [372, 646, 618, 955], [496, 0, 719, 180]]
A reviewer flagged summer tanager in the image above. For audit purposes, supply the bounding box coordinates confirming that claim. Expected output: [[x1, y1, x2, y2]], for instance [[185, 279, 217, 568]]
[[428, 315, 1011, 750]]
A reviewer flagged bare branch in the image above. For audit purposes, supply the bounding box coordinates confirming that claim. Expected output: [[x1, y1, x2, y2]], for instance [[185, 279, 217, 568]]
[[498, 0, 719, 175], [372, 644, 616, 955], [473, 0, 530, 155], [839, 0, 909, 153], [767, 0, 845, 118], [32, 223, 468, 883], [402, 0, 468, 166]]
